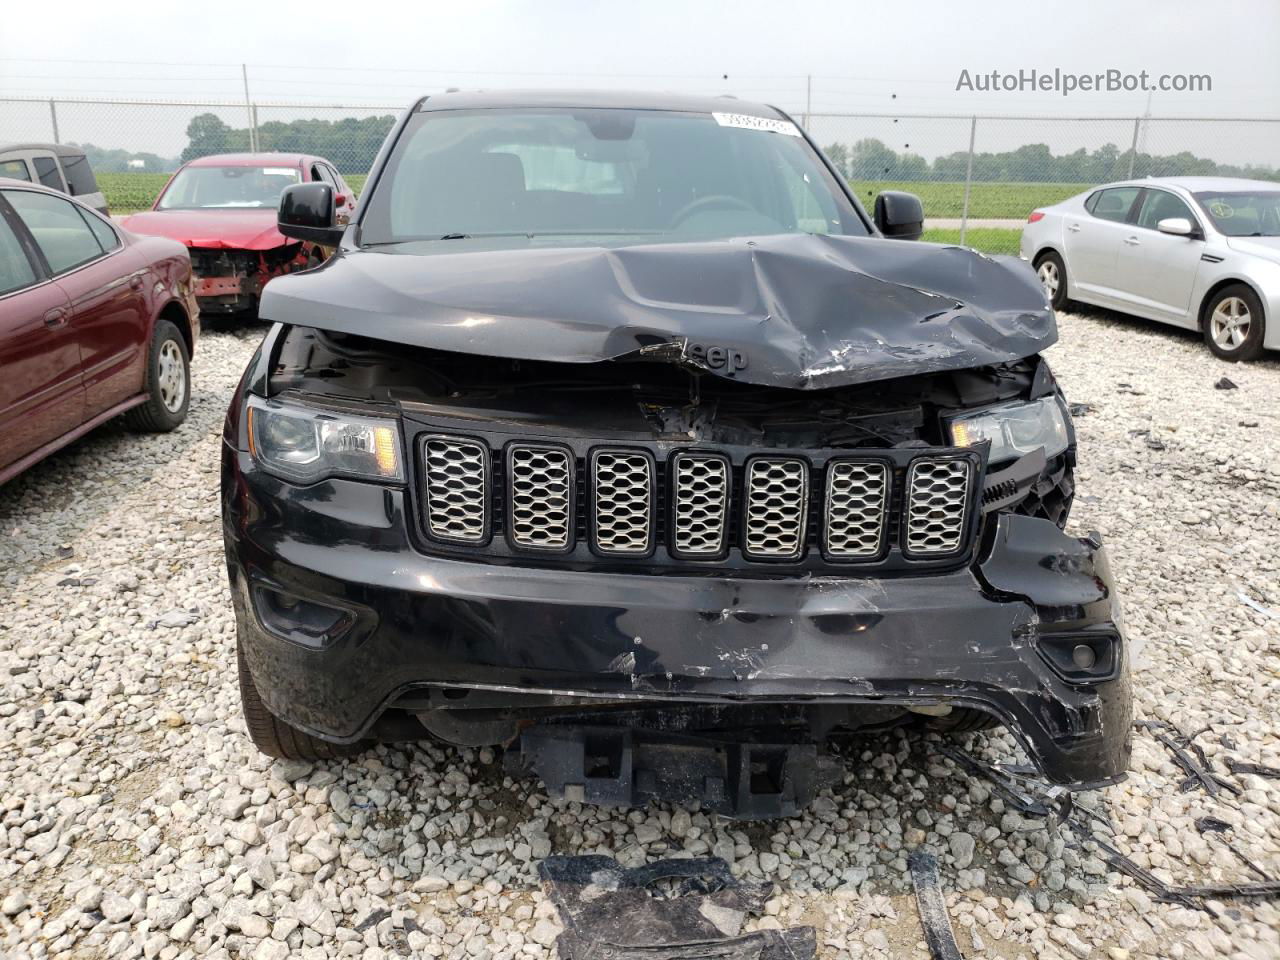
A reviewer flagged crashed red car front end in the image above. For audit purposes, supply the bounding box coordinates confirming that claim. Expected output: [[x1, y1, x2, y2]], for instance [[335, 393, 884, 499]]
[[120, 153, 355, 317], [119, 207, 311, 316]]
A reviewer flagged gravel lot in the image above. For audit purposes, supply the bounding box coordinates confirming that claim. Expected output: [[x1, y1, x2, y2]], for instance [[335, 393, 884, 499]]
[[2, 307, 1280, 960]]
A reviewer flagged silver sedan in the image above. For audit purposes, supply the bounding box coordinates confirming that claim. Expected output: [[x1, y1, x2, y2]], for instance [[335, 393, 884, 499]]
[[1020, 176, 1280, 361]]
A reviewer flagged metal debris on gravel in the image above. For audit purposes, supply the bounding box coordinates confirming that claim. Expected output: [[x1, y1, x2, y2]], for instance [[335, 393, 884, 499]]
[[2, 308, 1280, 960]]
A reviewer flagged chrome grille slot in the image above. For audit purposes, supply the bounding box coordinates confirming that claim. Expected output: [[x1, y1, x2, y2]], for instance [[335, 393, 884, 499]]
[[591, 450, 653, 555], [744, 457, 808, 559], [508, 445, 572, 550], [422, 437, 488, 543], [672, 454, 729, 557], [824, 461, 888, 559], [905, 458, 972, 555]]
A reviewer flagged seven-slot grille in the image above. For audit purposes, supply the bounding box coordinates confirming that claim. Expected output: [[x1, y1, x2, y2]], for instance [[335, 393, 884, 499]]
[[422, 437, 489, 543], [824, 461, 888, 559], [419, 440, 975, 564], [905, 459, 972, 556], [507, 445, 572, 550]]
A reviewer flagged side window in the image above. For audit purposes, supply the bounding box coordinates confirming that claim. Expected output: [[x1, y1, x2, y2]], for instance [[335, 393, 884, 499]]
[[4, 190, 105, 274], [323, 164, 348, 196], [0, 210, 38, 295], [1136, 190, 1196, 231], [82, 210, 121, 252], [1084, 191, 1100, 214], [311, 163, 334, 185], [32, 156, 65, 191], [60, 153, 98, 198], [0, 159, 32, 181], [1090, 187, 1140, 223]]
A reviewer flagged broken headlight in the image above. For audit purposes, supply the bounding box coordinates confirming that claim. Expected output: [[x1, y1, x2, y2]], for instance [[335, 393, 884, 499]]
[[247, 396, 403, 484], [946, 397, 1070, 465]]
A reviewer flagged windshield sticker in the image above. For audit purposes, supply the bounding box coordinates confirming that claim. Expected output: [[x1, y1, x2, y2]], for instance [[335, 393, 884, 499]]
[[262, 167, 300, 178], [712, 113, 802, 137]]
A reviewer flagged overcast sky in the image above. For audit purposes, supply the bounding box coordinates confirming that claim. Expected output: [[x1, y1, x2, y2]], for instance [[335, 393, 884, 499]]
[[3, 0, 1278, 116]]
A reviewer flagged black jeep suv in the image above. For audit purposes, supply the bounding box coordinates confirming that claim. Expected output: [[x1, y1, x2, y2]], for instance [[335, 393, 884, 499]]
[[221, 91, 1130, 816]]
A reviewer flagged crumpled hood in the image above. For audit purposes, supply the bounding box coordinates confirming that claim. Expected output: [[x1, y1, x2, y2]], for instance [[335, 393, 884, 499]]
[[1226, 235, 1280, 264], [118, 209, 288, 251], [261, 232, 1056, 388]]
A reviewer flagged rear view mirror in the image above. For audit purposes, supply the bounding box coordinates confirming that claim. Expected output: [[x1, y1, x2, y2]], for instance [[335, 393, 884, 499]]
[[1157, 217, 1196, 238], [279, 182, 345, 245], [874, 191, 924, 241]]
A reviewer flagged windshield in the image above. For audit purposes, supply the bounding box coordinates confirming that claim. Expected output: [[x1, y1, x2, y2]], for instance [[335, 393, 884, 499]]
[[360, 108, 867, 245], [1194, 190, 1280, 237], [157, 165, 301, 210]]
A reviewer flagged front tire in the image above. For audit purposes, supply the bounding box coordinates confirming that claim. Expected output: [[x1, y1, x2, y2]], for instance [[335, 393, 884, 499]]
[[237, 638, 368, 761], [124, 319, 190, 432], [1034, 251, 1070, 311], [1204, 284, 1266, 362]]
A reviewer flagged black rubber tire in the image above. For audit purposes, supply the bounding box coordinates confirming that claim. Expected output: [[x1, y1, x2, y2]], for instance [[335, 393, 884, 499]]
[[1203, 284, 1266, 362], [237, 639, 367, 761], [1033, 250, 1070, 311], [124, 319, 190, 432], [926, 707, 1001, 734]]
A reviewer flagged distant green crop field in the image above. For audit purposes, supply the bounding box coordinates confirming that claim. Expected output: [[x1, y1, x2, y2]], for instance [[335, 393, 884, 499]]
[[98, 172, 172, 213], [921, 227, 1022, 256], [99, 171, 1053, 254], [102, 170, 1087, 222], [849, 180, 1090, 220]]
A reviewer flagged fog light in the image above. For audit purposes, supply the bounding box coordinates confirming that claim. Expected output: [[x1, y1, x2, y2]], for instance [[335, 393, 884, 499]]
[[1036, 632, 1119, 684], [251, 584, 354, 648], [1071, 644, 1097, 670]]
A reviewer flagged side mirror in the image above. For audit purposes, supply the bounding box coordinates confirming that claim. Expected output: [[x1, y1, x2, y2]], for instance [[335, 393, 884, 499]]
[[874, 190, 924, 241], [278, 183, 344, 245], [1157, 217, 1197, 238]]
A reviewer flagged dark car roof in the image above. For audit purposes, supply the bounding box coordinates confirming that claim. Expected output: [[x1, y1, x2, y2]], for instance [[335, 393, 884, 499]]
[[183, 152, 314, 168], [0, 142, 88, 158], [414, 89, 788, 118]]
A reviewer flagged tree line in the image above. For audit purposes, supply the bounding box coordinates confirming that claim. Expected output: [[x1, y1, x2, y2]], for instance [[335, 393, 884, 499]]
[[176, 113, 397, 173], [822, 138, 1279, 183]]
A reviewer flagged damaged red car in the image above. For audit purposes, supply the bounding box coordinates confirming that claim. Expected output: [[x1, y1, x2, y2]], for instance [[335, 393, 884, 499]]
[[120, 153, 357, 318]]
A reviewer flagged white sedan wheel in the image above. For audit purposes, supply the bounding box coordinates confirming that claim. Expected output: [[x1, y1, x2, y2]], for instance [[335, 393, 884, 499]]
[[1037, 260, 1060, 299], [1210, 296, 1252, 351]]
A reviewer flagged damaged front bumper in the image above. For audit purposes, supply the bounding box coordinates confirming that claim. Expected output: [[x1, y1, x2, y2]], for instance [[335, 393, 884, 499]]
[[222, 444, 1131, 789]]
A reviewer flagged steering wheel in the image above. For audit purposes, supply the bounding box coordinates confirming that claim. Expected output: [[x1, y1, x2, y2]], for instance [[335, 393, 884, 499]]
[[669, 194, 756, 227]]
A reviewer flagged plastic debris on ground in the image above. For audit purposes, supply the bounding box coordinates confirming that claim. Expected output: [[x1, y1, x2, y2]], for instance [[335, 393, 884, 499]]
[[537, 855, 816, 959]]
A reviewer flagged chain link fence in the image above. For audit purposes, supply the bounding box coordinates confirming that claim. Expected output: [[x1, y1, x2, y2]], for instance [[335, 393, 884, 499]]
[[3, 97, 1277, 245]]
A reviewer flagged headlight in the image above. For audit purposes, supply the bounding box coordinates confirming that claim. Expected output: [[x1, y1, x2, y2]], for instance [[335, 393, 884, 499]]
[[946, 397, 1070, 464], [247, 396, 403, 483]]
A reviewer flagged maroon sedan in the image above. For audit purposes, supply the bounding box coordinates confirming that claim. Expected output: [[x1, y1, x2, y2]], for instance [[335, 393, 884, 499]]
[[0, 177, 198, 486]]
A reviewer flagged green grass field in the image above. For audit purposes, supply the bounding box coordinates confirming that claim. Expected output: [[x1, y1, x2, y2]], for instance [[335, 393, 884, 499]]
[[848, 180, 1089, 219], [101, 172, 1031, 253], [921, 227, 1022, 255]]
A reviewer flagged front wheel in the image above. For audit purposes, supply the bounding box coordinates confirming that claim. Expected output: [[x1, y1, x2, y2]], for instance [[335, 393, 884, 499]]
[[1034, 251, 1070, 311], [1204, 284, 1266, 362], [125, 319, 190, 432]]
